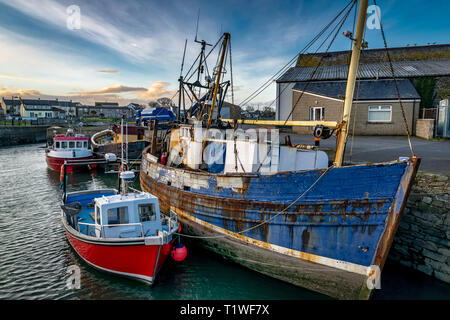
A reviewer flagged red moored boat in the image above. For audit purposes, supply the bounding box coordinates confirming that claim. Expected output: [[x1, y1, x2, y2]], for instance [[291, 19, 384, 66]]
[[61, 170, 180, 284], [46, 129, 95, 172]]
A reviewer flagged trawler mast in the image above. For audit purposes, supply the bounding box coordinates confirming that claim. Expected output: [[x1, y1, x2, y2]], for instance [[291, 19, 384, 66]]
[[334, 0, 369, 167]]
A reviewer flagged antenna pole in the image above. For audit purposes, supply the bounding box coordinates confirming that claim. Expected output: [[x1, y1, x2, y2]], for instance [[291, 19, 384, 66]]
[[201, 33, 230, 157], [178, 39, 187, 121], [334, 0, 368, 167], [195, 9, 200, 42]]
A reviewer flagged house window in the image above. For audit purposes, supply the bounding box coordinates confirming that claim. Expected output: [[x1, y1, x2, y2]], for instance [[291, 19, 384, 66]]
[[309, 107, 324, 121], [368, 105, 392, 122]]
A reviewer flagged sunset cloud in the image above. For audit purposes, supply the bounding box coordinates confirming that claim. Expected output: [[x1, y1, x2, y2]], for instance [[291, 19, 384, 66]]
[[138, 82, 177, 100], [95, 69, 119, 73], [0, 84, 44, 98], [79, 85, 148, 95]]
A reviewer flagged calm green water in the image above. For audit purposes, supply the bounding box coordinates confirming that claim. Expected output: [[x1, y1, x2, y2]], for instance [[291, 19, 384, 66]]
[[0, 144, 449, 300]]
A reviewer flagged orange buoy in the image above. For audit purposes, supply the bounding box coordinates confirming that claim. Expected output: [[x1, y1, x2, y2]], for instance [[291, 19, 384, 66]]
[[171, 243, 187, 262], [59, 164, 65, 182]]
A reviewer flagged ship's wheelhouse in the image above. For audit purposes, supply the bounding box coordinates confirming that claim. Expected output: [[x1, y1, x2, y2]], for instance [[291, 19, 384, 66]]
[[93, 193, 162, 239]]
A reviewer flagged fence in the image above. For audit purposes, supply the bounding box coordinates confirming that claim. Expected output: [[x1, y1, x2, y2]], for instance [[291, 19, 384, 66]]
[[421, 108, 437, 120]]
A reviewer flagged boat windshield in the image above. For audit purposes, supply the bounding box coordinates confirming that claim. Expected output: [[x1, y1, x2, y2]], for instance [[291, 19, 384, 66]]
[[106, 206, 129, 225]]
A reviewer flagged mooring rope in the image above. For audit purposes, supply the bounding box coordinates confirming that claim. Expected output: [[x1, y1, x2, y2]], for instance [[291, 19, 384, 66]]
[[173, 164, 335, 239]]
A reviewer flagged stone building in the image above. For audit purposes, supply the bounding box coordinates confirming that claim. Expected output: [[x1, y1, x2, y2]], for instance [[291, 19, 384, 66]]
[[276, 44, 450, 135], [291, 79, 420, 135]]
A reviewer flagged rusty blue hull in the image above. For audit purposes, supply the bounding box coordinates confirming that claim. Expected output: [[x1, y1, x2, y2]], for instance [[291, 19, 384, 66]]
[[140, 154, 420, 299]]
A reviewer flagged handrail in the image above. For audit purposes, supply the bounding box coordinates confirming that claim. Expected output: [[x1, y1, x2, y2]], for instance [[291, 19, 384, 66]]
[[78, 222, 144, 238]]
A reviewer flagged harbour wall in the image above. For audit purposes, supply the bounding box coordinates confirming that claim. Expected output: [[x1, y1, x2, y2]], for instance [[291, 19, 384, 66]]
[[0, 126, 48, 146], [389, 172, 450, 283], [0, 125, 111, 147]]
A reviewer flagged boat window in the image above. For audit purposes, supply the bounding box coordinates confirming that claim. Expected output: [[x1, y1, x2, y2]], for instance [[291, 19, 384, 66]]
[[76, 141, 82, 148], [106, 206, 129, 225], [139, 203, 157, 222], [55, 141, 60, 149], [95, 206, 101, 225], [83, 141, 87, 148], [69, 141, 75, 148], [61, 141, 67, 149]]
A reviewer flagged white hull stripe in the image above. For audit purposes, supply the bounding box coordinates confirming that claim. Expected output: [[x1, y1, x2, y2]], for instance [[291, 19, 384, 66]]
[[171, 206, 372, 277]]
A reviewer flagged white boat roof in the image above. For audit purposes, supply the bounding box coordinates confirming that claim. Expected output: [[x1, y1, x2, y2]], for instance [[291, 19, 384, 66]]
[[95, 192, 158, 207]]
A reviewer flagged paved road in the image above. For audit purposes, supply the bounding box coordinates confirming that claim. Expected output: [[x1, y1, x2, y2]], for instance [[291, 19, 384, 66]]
[[281, 133, 450, 175]]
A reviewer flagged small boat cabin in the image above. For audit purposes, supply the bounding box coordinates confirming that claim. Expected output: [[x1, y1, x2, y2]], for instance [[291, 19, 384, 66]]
[[63, 190, 165, 239], [52, 134, 89, 151]]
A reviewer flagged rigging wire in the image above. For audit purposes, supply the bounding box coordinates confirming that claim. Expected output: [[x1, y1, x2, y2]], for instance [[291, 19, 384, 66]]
[[237, 0, 355, 108], [373, 0, 415, 156], [173, 164, 335, 239], [283, 0, 357, 125], [184, 35, 224, 83], [240, 0, 356, 119]]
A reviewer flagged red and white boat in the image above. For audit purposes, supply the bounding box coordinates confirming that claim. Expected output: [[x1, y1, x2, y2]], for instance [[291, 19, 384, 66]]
[[46, 129, 95, 172], [60, 169, 180, 284]]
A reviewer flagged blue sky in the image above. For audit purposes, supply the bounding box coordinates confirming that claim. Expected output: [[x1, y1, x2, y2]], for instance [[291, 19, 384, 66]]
[[0, 0, 449, 107]]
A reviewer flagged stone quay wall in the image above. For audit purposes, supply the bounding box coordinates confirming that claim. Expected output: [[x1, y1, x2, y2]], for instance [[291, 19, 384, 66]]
[[389, 173, 450, 283], [0, 126, 48, 147]]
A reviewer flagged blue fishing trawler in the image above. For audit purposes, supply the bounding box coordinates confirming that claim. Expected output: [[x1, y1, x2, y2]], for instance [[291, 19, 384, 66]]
[[140, 0, 420, 299]]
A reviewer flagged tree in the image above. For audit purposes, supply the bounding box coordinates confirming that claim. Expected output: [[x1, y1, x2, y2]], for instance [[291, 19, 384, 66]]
[[148, 100, 160, 108], [437, 78, 450, 100], [245, 105, 255, 112], [262, 106, 275, 119], [157, 97, 175, 107], [413, 77, 437, 109]]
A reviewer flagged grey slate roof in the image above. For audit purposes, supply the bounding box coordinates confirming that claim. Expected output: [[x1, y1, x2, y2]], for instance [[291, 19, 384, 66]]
[[292, 79, 421, 101], [277, 60, 450, 82], [1, 99, 22, 106]]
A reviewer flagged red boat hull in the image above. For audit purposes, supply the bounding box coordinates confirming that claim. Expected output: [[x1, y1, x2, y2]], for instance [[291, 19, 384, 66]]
[[65, 231, 173, 283], [46, 155, 96, 173]]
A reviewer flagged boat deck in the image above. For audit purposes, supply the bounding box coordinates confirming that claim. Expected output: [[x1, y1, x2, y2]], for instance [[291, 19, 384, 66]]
[[66, 190, 116, 236]]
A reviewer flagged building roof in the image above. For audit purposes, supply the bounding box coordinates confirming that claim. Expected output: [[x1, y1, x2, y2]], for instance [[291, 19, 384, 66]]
[[296, 44, 450, 66], [95, 102, 119, 106], [23, 105, 65, 112], [277, 60, 450, 82], [292, 79, 421, 101], [1, 98, 22, 106], [88, 105, 129, 109]]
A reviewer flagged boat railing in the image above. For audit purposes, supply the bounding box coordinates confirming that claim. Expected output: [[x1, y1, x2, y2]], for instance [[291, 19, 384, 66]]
[[77, 222, 145, 238]]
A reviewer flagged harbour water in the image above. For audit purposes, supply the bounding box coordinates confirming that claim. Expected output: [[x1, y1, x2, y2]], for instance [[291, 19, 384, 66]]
[[1, 144, 449, 300]]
